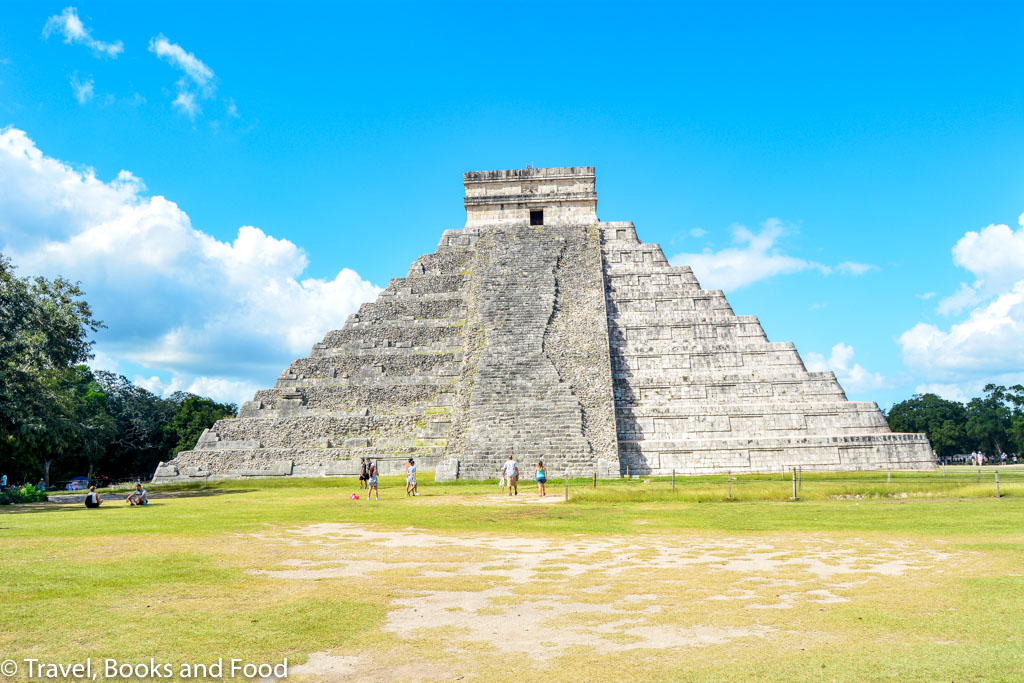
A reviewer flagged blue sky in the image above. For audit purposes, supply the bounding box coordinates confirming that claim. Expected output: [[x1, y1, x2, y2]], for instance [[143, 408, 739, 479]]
[[2, 1, 1023, 407]]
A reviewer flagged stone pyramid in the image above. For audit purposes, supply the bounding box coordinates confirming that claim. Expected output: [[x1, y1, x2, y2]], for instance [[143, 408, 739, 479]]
[[154, 167, 933, 483]]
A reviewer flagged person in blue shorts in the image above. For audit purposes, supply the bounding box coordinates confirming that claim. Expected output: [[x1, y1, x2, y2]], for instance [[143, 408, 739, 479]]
[[535, 460, 547, 497], [125, 483, 148, 506], [367, 461, 379, 501]]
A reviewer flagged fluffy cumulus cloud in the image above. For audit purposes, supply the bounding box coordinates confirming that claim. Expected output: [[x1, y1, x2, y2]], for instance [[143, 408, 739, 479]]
[[148, 35, 217, 119], [0, 126, 381, 405], [805, 343, 889, 394], [898, 215, 1024, 397], [668, 219, 876, 291], [43, 7, 123, 58]]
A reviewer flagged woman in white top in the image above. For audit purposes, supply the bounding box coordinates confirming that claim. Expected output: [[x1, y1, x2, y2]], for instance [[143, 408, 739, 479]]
[[84, 485, 102, 508]]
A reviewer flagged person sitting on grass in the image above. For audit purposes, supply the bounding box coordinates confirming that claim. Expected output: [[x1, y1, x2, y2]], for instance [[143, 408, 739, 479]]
[[366, 461, 379, 501], [125, 483, 148, 506], [84, 485, 102, 508]]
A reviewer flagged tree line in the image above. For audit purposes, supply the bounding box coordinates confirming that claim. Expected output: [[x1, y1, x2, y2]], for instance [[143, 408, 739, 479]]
[[885, 385, 1024, 458], [1, 255, 236, 486]]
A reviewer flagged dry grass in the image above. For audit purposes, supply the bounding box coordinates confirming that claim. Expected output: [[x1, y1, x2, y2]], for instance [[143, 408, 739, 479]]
[[2, 479, 1023, 681]]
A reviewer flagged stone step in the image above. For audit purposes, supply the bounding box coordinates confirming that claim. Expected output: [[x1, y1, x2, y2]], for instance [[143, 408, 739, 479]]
[[382, 274, 468, 296], [616, 400, 884, 417], [285, 351, 461, 381]]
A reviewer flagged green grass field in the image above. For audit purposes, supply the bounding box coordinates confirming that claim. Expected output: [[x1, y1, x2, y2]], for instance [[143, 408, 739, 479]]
[[2, 470, 1022, 681]]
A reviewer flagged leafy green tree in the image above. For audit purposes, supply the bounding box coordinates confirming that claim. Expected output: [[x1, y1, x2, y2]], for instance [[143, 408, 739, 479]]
[[1010, 414, 1024, 455], [0, 255, 105, 482], [53, 366, 117, 482], [964, 384, 1020, 456], [166, 395, 237, 455], [886, 393, 969, 457], [94, 371, 178, 477]]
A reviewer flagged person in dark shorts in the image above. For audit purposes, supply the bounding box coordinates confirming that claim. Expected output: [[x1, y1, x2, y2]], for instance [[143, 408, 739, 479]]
[[359, 458, 369, 489]]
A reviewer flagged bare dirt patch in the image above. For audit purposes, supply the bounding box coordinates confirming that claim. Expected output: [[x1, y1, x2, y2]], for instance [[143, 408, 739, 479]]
[[287, 652, 451, 682], [246, 523, 961, 666]]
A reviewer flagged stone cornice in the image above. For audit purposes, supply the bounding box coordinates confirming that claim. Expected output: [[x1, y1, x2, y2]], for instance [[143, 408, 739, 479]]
[[464, 192, 597, 206], [464, 166, 595, 183]]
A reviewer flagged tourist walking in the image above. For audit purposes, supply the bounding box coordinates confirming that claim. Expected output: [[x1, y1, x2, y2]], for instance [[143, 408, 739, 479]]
[[406, 458, 418, 496], [359, 458, 369, 489], [503, 455, 519, 496], [498, 463, 507, 494], [84, 485, 102, 508], [366, 461, 379, 501], [535, 461, 547, 497]]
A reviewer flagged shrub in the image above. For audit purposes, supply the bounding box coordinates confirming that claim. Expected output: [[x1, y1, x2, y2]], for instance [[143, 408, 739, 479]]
[[0, 484, 48, 505]]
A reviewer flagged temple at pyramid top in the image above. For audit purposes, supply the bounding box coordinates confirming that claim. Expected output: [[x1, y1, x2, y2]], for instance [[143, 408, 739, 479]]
[[464, 166, 598, 227], [154, 165, 935, 484]]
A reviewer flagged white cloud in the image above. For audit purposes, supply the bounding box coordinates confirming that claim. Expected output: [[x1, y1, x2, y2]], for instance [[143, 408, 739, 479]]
[[70, 73, 94, 104], [0, 126, 382, 406], [172, 91, 199, 119], [935, 217, 1024, 315], [935, 282, 982, 315], [911, 383, 972, 404], [669, 218, 828, 290], [835, 261, 877, 276], [689, 227, 707, 238], [43, 7, 123, 58], [916, 291, 936, 300], [899, 281, 1024, 377], [898, 212, 1024, 398], [805, 342, 889, 394], [148, 35, 214, 91], [134, 374, 261, 407], [148, 35, 221, 118]]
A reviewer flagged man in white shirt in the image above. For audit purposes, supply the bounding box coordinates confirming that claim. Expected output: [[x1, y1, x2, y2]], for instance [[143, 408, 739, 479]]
[[503, 455, 519, 496], [126, 483, 148, 505]]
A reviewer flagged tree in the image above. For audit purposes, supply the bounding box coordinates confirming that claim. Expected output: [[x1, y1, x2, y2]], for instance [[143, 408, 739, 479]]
[[0, 255, 106, 482], [886, 393, 969, 457], [94, 371, 177, 478], [166, 395, 237, 456], [964, 384, 1022, 456]]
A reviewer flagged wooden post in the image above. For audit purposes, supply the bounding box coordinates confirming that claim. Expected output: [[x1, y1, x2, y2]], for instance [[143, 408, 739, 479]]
[[792, 467, 798, 500], [728, 471, 732, 499], [798, 467, 802, 490], [672, 469, 676, 492], [626, 464, 630, 479], [593, 469, 597, 488], [996, 470, 1000, 498]]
